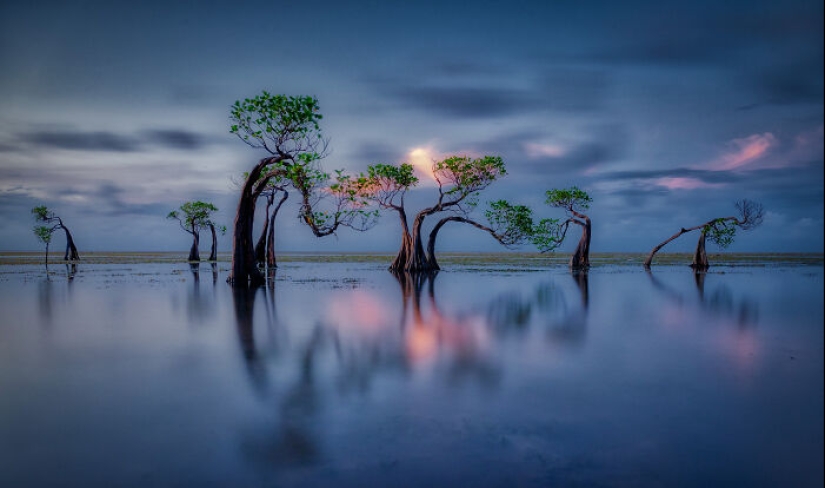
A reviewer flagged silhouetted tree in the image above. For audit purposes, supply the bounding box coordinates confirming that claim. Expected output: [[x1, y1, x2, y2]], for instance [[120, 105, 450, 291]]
[[31, 205, 79, 260], [167, 200, 220, 261], [643, 199, 765, 270], [227, 92, 375, 286], [543, 187, 592, 270]]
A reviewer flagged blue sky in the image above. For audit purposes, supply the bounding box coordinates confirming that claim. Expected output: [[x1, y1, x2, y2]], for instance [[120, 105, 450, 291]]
[[0, 0, 822, 254]]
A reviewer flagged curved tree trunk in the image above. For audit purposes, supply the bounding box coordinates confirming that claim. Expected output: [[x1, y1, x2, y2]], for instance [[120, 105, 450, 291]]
[[255, 193, 274, 265], [407, 212, 431, 272], [61, 225, 80, 261], [425, 216, 502, 271], [229, 161, 270, 286], [690, 231, 709, 270], [188, 224, 200, 262], [208, 224, 218, 261], [569, 213, 591, 270], [266, 191, 288, 269], [644, 226, 700, 268], [266, 213, 277, 269], [389, 207, 414, 273]]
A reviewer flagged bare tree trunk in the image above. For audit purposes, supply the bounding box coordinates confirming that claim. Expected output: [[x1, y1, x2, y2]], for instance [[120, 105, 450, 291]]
[[569, 213, 591, 270], [389, 207, 413, 273], [188, 224, 200, 262], [229, 157, 283, 286], [407, 212, 431, 272], [266, 191, 288, 269], [44, 242, 50, 270], [61, 225, 80, 261], [266, 213, 277, 269], [690, 231, 709, 270], [255, 193, 274, 265], [208, 224, 218, 261]]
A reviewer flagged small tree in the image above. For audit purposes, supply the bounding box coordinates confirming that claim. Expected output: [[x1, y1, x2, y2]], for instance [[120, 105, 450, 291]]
[[228, 92, 375, 286], [33, 225, 55, 268], [31, 206, 79, 260], [644, 199, 765, 270], [544, 187, 593, 270], [167, 201, 220, 262]]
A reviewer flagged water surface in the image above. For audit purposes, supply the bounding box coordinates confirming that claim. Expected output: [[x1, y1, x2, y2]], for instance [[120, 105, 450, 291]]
[[0, 259, 822, 487]]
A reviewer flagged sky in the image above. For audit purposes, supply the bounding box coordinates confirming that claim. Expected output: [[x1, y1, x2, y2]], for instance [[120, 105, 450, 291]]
[[0, 0, 822, 255]]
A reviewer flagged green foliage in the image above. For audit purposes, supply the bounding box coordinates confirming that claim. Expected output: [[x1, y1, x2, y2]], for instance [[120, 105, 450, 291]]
[[531, 218, 564, 253], [367, 163, 419, 188], [229, 92, 323, 154], [485, 200, 535, 247], [434, 155, 505, 195], [705, 219, 738, 249], [545, 186, 592, 212], [168, 201, 219, 231], [33, 225, 54, 245], [32, 205, 52, 221]]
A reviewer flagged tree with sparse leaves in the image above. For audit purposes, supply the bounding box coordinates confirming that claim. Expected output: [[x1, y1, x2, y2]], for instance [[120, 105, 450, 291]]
[[167, 201, 221, 262], [543, 187, 593, 270], [644, 199, 765, 270], [228, 92, 376, 286], [31, 205, 79, 261]]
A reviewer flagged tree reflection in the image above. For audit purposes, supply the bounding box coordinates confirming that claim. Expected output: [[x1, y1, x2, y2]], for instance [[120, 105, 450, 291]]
[[232, 275, 321, 468], [646, 269, 759, 328], [485, 271, 589, 347]]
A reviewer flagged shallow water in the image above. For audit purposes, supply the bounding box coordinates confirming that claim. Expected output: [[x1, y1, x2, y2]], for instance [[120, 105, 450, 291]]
[[0, 261, 822, 487]]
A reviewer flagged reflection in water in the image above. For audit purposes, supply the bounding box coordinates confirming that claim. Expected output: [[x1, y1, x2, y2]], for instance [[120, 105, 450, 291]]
[[646, 269, 759, 329], [646, 269, 761, 369], [187, 263, 217, 323], [232, 276, 321, 467], [486, 271, 589, 346]]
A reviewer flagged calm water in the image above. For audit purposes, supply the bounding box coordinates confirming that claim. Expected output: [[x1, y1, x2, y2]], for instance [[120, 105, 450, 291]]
[[0, 261, 822, 487]]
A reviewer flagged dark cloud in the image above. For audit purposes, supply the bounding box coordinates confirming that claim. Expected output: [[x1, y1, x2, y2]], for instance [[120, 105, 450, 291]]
[[20, 131, 140, 152], [144, 129, 207, 150], [393, 86, 533, 118], [13, 128, 216, 153]]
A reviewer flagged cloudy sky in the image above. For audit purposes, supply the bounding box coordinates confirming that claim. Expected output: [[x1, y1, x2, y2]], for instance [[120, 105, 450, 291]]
[[1, 0, 822, 254]]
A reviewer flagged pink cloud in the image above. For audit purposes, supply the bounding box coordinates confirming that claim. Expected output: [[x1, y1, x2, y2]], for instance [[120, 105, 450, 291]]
[[654, 177, 724, 190], [707, 133, 778, 171]]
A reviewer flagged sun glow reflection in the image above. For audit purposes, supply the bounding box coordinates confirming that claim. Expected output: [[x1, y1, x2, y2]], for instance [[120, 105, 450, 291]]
[[407, 147, 439, 184]]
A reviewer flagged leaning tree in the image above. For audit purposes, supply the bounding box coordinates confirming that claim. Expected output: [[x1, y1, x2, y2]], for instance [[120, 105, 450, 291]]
[[543, 187, 593, 270], [643, 199, 765, 270], [167, 200, 220, 261], [227, 92, 375, 286], [31, 205, 79, 261], [354, 156, 542, 272]]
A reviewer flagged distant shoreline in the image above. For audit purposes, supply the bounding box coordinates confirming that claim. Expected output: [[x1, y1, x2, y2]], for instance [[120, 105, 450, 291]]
[[1, 251, 822, 267]]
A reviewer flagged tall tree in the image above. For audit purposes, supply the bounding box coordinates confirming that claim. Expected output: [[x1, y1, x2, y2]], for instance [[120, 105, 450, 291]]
[[167, 200, 220, 262], [355, 156, 535, 272], [31, 205, 80, 260], [544, 187, 593, 270], [643, 199, 765, 270], [228, 92, 375, 286]]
